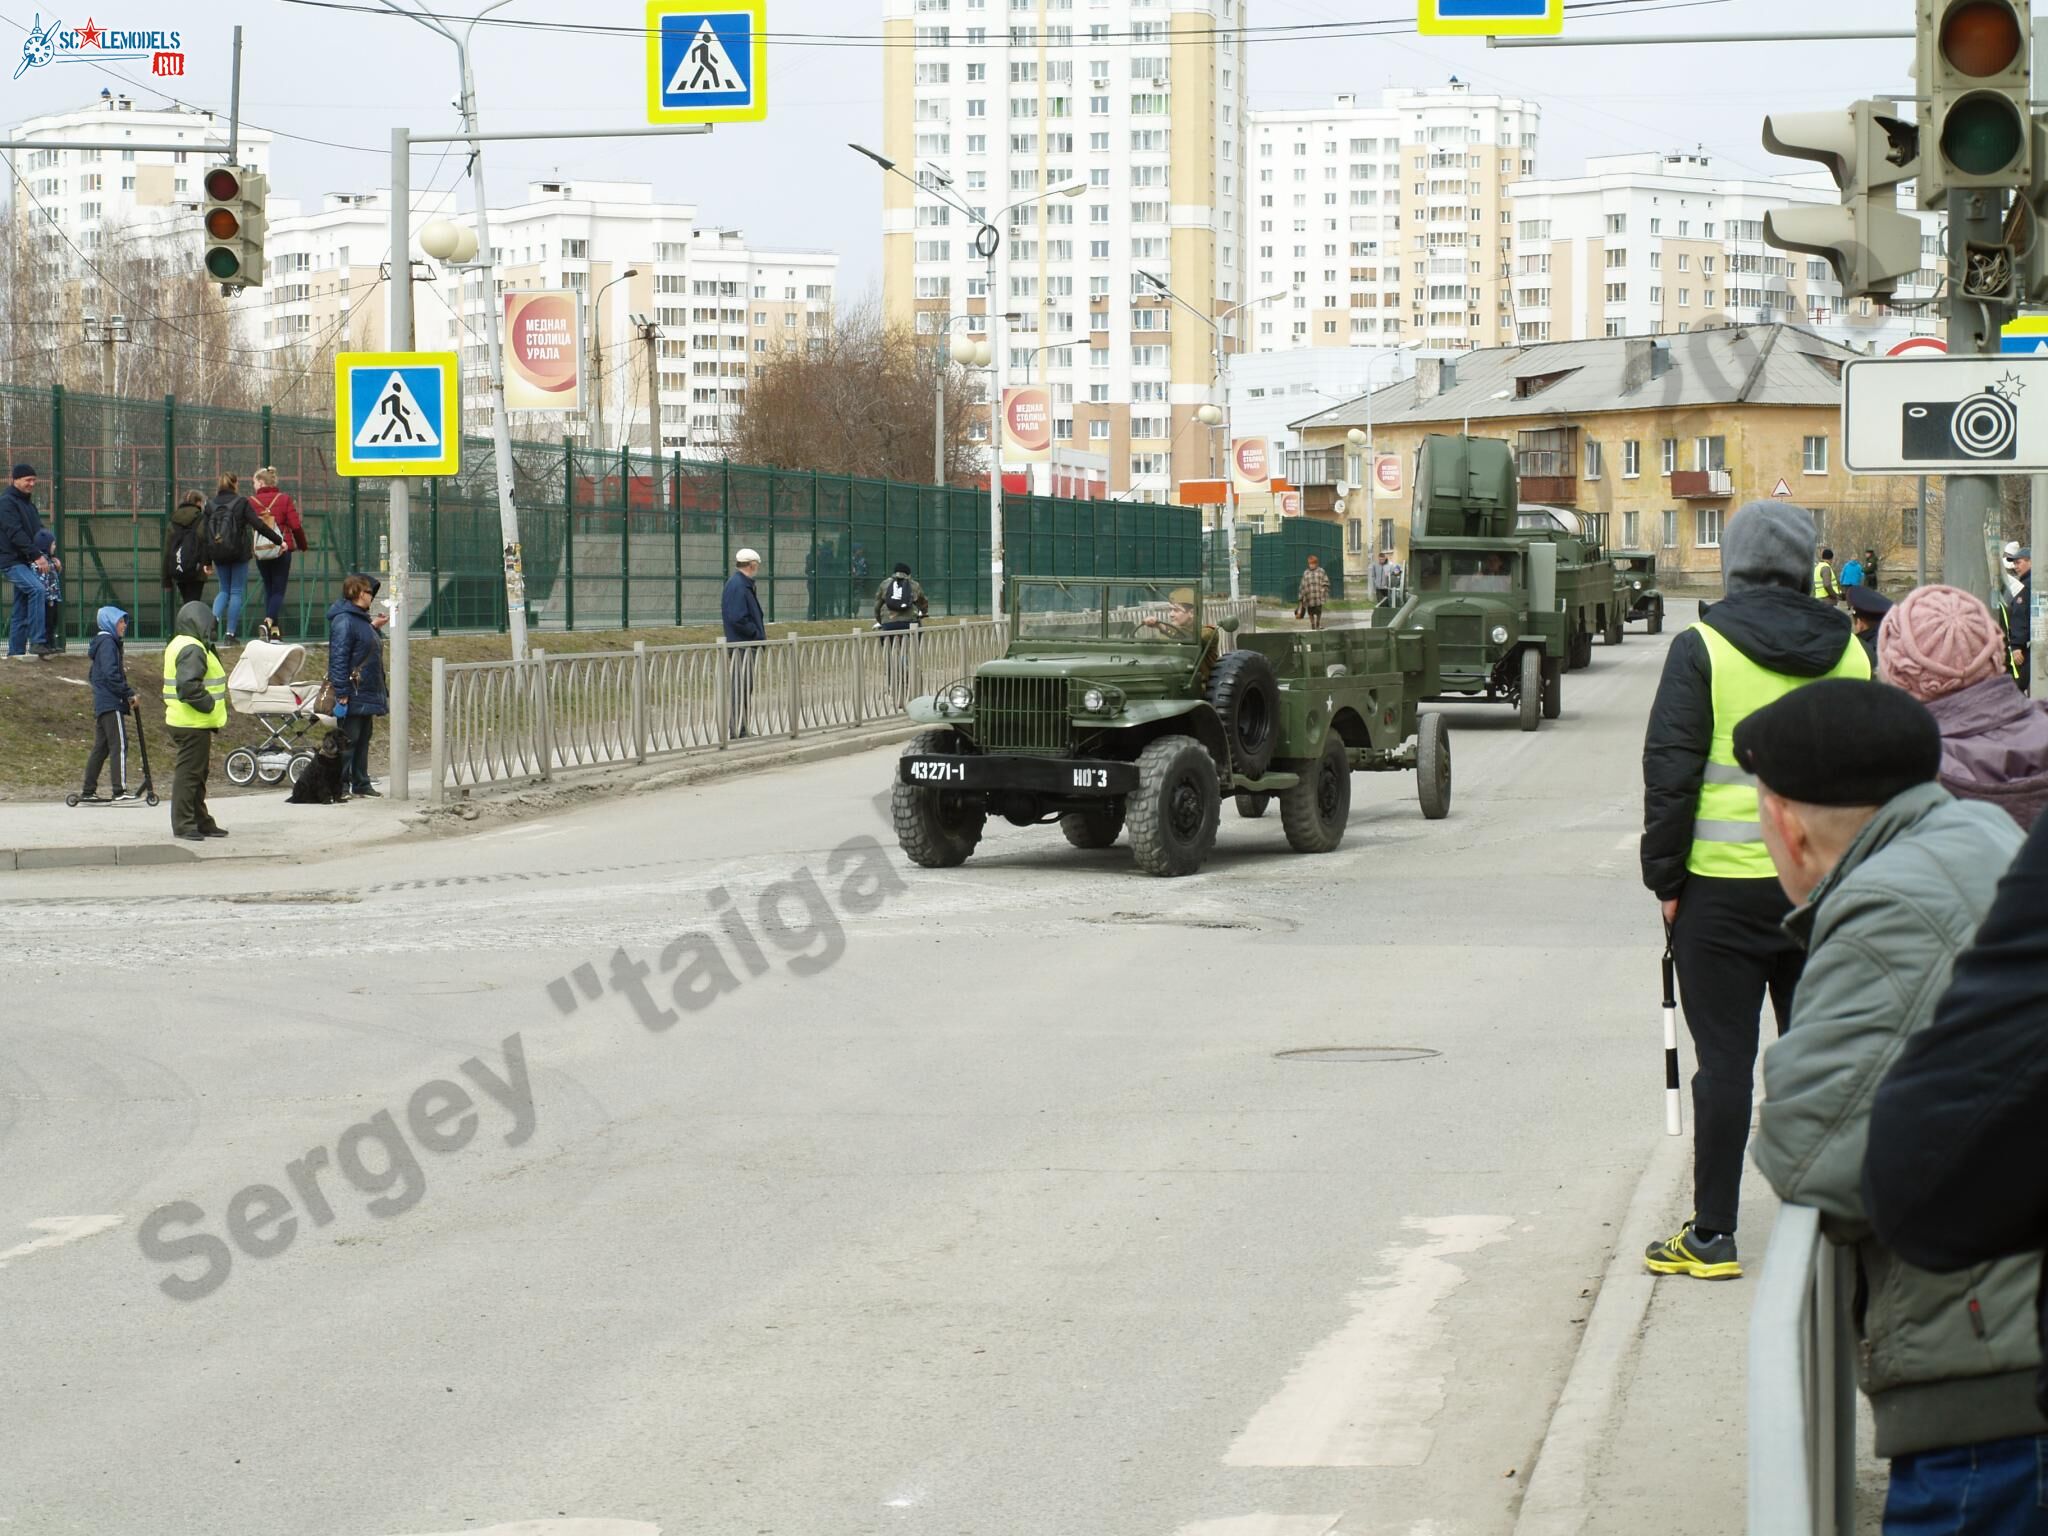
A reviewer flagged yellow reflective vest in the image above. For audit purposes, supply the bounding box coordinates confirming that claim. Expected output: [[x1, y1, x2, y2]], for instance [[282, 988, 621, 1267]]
[[162, 633, 227, 729], [1687, 623, 1871, 878], [1812, 562, 1838, 601]]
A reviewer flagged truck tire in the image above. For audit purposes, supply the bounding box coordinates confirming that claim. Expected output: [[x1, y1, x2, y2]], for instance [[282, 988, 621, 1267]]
[[1543, 657, 1562, 720], [1281, 732, 1351, 854], [893, 729, 986, 868], [1205, 649, 1281, 779], [1607, 606, 1625, 646], [1648, 598, 1664, 635], [1128, 736, 1220, 877], [1235, 791, 1272, 819], [1416, 712, 1452, 821], [1519, 648, 1542, 732], [1572, 622, 1594, 670], [1060, 805, 1126, 848]]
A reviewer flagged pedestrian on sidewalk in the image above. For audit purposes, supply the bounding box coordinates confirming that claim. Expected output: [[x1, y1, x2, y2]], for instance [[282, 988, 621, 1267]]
[[1740, 681, 2048, 1530], [204, 472, 282, 646], [1880, 583, 2048, 832], [875, 561, 928, 706], [248, 466, 306, 642], [1813, 545, 1843, 606], [33, 528, 64, 653], [1297, 554, 1331, 630], [1640, 500, 1870, 1280], [1, 462, 56, 658], [1845, 582, 1891, 669], [79, 605, 138, 802], [722, 548, 765, 739], [1865, 816, 2048, 1432], [162, 491, 211, 606], [1370, 551, 1394, 605], [163, 600, 229, 842], [327, 573, 389, 798], [2008, 548, 2031, 686]]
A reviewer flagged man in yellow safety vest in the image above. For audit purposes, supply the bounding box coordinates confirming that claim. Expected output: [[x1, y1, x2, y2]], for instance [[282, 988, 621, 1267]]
[[1812, 546, 1842, 605], [1639, 501, 1869, 1279], [162, 599, 229, 841]]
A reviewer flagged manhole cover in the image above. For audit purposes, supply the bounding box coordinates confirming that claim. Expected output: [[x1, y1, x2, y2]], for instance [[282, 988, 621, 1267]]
[[1274, 1046, 1441, 1064]]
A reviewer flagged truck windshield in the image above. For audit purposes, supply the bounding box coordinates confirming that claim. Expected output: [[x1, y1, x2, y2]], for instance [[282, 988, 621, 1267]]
[[1414, 552, 1517, 594], [1014, 582, 1204, 642]]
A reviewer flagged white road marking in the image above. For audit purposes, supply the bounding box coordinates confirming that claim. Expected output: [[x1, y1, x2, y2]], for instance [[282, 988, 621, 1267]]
[[0, 1215, 123, 1270], [1169, 1517, 1346, 1536], [1224, 1214, 1515, 1468], [384, 1522, 658, 1536], [882, 1485, 929, 1509]]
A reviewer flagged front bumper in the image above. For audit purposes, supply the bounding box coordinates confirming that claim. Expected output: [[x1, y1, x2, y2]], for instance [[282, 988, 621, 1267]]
[[898, 753, 1140, 797]]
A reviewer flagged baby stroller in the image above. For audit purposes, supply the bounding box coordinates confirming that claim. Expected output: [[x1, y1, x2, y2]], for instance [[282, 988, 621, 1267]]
[[224, 640, 336, 787]]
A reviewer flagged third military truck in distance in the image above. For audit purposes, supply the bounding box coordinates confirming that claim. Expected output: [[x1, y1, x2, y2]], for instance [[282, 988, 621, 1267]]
[[1610, 549, 1665, 633], [892, 578, 1451, 878], [1382, 434, 1616, 732]]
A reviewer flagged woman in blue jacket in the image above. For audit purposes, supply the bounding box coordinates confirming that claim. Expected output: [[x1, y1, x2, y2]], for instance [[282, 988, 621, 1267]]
[[327, 573, 389, 798]]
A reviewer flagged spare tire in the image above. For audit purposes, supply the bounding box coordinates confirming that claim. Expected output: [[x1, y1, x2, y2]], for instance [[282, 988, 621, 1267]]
[[1205, 648, 1281, 779]]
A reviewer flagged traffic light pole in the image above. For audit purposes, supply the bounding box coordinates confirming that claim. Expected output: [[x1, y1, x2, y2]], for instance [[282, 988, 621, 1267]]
[[1941, 188, 2007, 603], [387, 125, 414, 801]]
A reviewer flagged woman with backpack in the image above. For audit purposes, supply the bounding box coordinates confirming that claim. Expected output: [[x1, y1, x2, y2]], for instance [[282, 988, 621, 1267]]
[[248, 466, 306, 642], [161, 491, 211, 605], [204, 471, 282, 646]]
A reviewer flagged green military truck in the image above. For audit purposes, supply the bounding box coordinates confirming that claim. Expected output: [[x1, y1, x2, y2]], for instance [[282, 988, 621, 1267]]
[[892, 577, 1451, 877], [1514, 505, 1622, 661], [1610, 549, 1666, 633]]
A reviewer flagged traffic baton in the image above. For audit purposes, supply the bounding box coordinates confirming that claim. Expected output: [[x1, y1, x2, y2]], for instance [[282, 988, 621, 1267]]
[[1660, 927, 1684, 1137]]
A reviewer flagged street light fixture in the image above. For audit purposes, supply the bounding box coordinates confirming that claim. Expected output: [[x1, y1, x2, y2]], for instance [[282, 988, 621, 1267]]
[[590, 266, 641, 453], [1342, 338, 1425, 562], [933, 313, 991, 486]]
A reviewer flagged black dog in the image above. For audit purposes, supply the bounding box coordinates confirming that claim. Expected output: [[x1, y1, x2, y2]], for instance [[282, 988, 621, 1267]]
[[288, 729, 349, 805]]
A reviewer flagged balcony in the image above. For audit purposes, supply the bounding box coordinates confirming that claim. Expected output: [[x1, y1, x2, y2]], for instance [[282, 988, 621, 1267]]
[[1520, 475, 1577, 503], [1672, 469, 1733, 499], [1284, 448, 1347, 489]]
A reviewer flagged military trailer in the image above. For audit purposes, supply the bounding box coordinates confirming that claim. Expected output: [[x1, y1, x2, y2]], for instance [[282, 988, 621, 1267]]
[[1610, 549, 1665, 633], [1385, 434, 1570, 732], [1514, 505, 1622, 660], [892, 578, 1451, 877]]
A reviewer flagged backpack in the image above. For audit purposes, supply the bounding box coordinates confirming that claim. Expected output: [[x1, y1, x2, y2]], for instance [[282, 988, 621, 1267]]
[[169, 519, 205, 579], [884, 575, 914, 613], [204, 497, 245, 565]]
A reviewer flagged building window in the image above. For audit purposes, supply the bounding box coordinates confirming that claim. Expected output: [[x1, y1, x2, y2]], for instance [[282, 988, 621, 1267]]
[[1662, 510, 1679, 549], [1802, 435, 1829, 474], [1584, 439, 1603, 481], [1623, 510, 1641, 547], [1694, 435, 1726, 472], [1380, 519, 1396, 553], [1623, 440, 1640, 479], [1661, 437, 1677, 476]]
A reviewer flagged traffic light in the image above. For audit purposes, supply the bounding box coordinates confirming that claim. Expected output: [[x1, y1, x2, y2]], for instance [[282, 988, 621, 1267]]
[[1917, 0, 2032, 208], [1761, 101, 1924, 300], [201, 165, 267, 289]]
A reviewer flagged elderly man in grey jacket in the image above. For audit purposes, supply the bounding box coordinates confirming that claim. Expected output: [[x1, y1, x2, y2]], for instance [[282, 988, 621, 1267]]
[[1743, 679, 2048, 1532]]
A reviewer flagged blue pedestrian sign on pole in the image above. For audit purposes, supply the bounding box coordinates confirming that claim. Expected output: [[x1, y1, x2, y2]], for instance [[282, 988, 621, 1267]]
[[2001, 316, 2048, 356], [648, 1, 767, 125], [1419, 0, 1564, 35], [334, 352, 459, 477]]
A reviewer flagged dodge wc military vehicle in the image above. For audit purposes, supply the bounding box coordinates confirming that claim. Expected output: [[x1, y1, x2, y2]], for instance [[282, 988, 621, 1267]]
[[892, 578, 1451, 877], [1386, 434, 1572, 732], [1611, 549, 1665, 633], [1514, 505, 1622, 661]]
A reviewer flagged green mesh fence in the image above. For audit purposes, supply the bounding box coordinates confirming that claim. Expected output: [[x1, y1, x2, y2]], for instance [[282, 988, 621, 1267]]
[[3, 383, 1204, 643]]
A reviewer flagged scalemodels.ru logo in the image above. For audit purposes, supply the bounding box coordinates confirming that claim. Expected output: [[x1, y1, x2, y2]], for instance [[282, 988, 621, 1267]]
[[14, 14, 187, 81]]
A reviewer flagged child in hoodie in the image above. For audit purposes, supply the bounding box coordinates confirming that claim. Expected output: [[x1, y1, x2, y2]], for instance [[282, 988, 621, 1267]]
[[34, 528, 62, 652], [79, 606, 139, 801]]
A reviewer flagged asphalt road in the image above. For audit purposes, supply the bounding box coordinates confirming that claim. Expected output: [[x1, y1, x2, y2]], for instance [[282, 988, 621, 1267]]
[[2, 617, 1679, 1536]]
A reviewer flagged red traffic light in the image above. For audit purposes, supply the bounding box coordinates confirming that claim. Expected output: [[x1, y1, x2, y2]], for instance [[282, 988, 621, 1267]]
[[203, 166, 241, 202], [205, 207, 240, 240], [1940, 0, 2025, 77]]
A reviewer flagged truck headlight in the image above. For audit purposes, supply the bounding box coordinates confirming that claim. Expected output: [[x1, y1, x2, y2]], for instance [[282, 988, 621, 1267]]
[[1082, 687, 1108, 713], [1491, 625, 1510, 646], [1632, 579, 1643, 591], [945, 683, 974, 712]]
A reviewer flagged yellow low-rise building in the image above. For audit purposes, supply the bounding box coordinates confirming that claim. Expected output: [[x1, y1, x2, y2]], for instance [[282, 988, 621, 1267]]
[[1289, 326, 1931, 592]]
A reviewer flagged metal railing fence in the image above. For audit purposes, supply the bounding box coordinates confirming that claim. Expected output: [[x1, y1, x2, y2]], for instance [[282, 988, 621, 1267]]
[[1748, 1203, 1858, 1536]]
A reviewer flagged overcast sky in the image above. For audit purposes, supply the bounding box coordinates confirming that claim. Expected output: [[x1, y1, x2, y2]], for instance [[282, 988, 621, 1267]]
[[1, 0, 1925, 297]]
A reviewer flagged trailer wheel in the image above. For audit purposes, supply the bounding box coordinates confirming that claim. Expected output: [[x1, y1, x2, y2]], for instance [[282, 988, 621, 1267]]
[[1281, 732, 1351, 854], [1417, 712, 1452, 821], [1519, 648, 1543, 732], [1129, 736, 1220, 877], [1205, 649, 1281, 779], [1234, 791, 1272, 819], [1648, 598, 1664, 635], [893, 729, 986, 868], [1060, 804, 1125, 849], [1542, 656, 1563, 721]]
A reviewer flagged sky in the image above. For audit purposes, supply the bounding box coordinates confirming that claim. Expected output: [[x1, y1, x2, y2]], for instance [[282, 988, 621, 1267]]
[[0, 0, 1928, 299]]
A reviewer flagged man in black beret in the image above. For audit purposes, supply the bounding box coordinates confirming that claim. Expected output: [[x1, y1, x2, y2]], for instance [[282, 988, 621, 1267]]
[[1742, 679, 2048, 1522]]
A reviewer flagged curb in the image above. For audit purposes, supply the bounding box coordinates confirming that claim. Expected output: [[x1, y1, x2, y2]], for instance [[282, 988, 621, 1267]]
[[3, 842, 200, 871], [1511, 1131, 1690, 1536]]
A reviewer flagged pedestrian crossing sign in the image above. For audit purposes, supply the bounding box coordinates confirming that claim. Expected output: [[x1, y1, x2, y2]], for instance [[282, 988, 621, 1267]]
[[1419, 0, 1564, 36], [334, 351, 459, 477], [648, 1, 767, 125]]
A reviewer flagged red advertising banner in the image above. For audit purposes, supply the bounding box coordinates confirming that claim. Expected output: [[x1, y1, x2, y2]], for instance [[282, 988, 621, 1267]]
[[504, 290, 583, 412], [1230, 436, 1271, 496], [1001, 386, 1052, 462]]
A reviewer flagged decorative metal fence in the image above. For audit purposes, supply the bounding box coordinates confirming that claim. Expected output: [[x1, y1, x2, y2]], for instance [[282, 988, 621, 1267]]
[[0, 382, 1211, 644], [428, 599, 1260, 800]]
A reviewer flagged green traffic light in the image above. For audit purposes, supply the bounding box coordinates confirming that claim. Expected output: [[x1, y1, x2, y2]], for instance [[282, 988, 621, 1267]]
[[205, 246, 242, 280], [1942, 95, 2025, 175]]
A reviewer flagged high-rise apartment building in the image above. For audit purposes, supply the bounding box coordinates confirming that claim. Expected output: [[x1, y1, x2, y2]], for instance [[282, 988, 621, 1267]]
[[879, 0, 1249, 501], [1247, 83, 1538, 355], [1507, 151, 1945, 353]]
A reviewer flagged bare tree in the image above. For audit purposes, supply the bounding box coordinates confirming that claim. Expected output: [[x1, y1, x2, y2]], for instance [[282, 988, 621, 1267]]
[[726, 300, 986, 484]]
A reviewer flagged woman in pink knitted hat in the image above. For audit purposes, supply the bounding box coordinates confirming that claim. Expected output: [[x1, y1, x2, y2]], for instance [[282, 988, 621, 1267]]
[[1879, 583, 2048, 830]]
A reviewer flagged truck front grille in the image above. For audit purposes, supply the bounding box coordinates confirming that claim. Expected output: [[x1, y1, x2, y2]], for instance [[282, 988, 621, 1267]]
[[977, 676, 1069, 755], [1437, 614, 1485, 655]]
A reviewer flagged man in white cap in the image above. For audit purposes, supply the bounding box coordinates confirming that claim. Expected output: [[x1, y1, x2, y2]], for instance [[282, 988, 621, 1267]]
[[722, 548, 766, 737]]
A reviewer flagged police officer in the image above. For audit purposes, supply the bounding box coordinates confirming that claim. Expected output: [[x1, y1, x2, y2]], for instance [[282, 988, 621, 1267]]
[[163, 599, 229, 841], [1639, 501, 1870, 1279], [1845, 583, 1892, 670], [1812, 545, 1842, 606]]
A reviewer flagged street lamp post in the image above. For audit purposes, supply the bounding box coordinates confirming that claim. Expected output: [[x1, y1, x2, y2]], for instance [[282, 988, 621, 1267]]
[[589, 267, 640, 454], [932, 314, 991, 487], [1345, 339, 1424, 567], [1137, 272, 1291, 601]]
